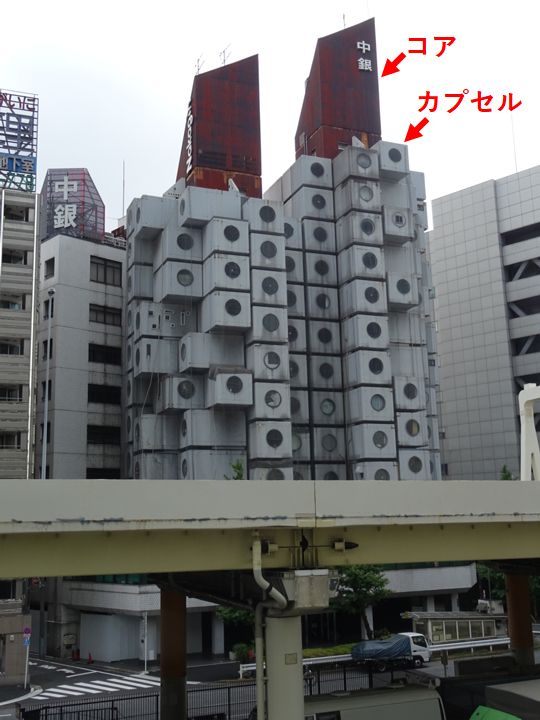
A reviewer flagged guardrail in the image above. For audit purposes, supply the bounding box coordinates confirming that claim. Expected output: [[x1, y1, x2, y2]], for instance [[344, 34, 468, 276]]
[[238, 637, 512, 677]]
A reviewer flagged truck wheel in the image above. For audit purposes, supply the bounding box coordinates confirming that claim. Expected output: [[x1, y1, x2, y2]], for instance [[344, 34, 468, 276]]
[[413, 657, 424, 668], [375, 661, 387, 672]]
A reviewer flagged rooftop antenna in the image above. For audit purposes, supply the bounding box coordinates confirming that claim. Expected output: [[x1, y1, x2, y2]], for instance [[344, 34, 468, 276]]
[[195, 55, 204, 75], [122, 160, 125, 217], [220, 44, 231, 66], [343, 13, 346, 27]]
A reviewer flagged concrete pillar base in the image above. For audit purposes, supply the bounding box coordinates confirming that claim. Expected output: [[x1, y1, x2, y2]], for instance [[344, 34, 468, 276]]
[[266, 614, 303, 720], [160, 589, 187, 720], [506, 572, 534, 668]]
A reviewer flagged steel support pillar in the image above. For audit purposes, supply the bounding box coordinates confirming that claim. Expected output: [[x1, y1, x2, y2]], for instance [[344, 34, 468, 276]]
[[265, 615, 303, 720], [506, 572, 535, 667], [160, 589, 187, 720]]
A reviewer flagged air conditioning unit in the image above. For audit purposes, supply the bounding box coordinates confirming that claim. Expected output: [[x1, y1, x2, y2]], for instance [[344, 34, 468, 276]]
[[202, 216, 249, 259], [373, 140, 409, 181], [346, 386, 395, 424], [347, 423, 397, 460], [203, 253, 251, 296], [283, 218, 302, 249], [394, 376, 426, 411], [127, 265, 153, 301], [153, 224, 202, 272], [313, 464, 346, 480], [251, 268, 287, 307], [133, 414, 180, 452], [396, 411, 428, 448], [179, 186, 242, 228], [200, 290, 251, 333], [241, 198, 285, 236], [343, 349, 392, 388], [206, 372, 253, 408], [127, 195, 176, 242], [281, 155, 333, 202], [286, 283, 306, 318], [305, 286, 339, 320], [178, 449, 247, 480], [180, 409, 246, 449], [310, 390, 345, 425], [382, 206, 414, 243], [336, 211, 383, 252], [284, 187, 335, 222], [334, 179, 381, 219], [179, 332, 244, 374], [246, 343, 290, 382], [249, 465, 294, 480], [133, 452, 178, 480], [304, 252, 338, 287], [284, 249, 304, 284], [398, 449, 431, 480], [248, 420, 293, 460], [341, 314, 389, 353], [302, 218, 337, 254], [332, 145, 379, 186], [247, 306, 288, 344], [288, 352, 308, 387], [308, 354, 343, 389], [338, 245, 385, 285], [340, 278, 388, 318], [312, 427, 346, 462], [132, 337, 179, 377], [250, 233, 287, 271], [156, 375, 205, 413], [153, 260, 203, 303], [353, 461, 399, 481], [290, 390, 309, 424], [386, 273, 419, 310], [248, 382, 291, 421], [308, 320, 341, 355]]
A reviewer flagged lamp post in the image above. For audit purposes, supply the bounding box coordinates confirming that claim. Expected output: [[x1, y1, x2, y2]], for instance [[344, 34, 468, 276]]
[[41, 287, 54, 480]]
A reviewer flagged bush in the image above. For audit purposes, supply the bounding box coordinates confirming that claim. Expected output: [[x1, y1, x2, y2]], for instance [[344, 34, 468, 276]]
[[232, 642, 250, 663]]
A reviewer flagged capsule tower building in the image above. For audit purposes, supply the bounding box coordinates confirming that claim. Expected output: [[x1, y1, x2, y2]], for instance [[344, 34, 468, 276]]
[[124, 19, 441, 481]]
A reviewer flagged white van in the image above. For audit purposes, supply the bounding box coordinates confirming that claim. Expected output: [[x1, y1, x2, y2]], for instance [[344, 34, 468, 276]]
[[304, 685, 446, 720]]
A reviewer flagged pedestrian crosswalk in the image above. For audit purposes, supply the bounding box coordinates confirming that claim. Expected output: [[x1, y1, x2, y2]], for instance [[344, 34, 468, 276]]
[[37, 673, 163, 699]]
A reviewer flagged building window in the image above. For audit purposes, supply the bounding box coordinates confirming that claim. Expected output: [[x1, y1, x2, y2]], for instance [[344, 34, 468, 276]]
[[44, 258, 55, 279], [0, 294, 24, 310], [0, 431, 21, 449], [86, 468, 122, 479], [41, 380, 52, 402], [90, 256, 122, 287], [88, 344, 121, 365], [89, 304, 121, 326], [40, 422, 51, 444], [87, 425, 121, 445], [42, 339, 53, 360], [0, 385, 22, 401], [4, 204, 29, 222], [0, 339, 23, 355], [2, 249, 25, 265], [43, 297, 54, 319], [87, 384, 121, 405]]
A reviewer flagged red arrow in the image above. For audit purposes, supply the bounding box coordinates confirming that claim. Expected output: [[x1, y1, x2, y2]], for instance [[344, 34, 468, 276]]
[[404, 117, 429, 142], [381, 52, 407, 77]]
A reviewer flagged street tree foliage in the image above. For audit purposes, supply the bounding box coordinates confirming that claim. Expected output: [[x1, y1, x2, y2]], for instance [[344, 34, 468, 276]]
[[332, 565, 391, 639], [216, 606, 254, 627], [500, 465, 513, 481]]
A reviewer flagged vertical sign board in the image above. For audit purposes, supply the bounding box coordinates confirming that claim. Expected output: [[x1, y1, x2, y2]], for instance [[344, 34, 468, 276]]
[[41, 168, 105, 242], [0, 90, 39, 192]]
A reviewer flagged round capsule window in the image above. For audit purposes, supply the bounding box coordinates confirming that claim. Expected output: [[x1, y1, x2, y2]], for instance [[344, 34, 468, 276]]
[[179, 199, 185, 215], [284, 222, 294, 239], [178, 380, 195, 399], [289, 359, 299, 378], [359, 185, 374, 202], [313, 226, 328, 243], [373, 431, 388, 448], [409, 456, 423, 473], [397, 278, 411, 295], [370, 394, 386, 411], [292, 433, 302, 451], [318, 327, 332, 344], [321, 399, 335, 416], [135, 348, 140, 366], [177, 233, 194, 250], [357, 152, 372, 169], [266, 429, 283, 448], [177, 269, 194, 286], [363, 252, 378, 269], [367, 322, 381, 338], [264, 351, 281, 370], [360, 218, 375, 235], [224, 224, 240, 241], [290, 397, 301, 414], [136, 207, 141, 223], [181, 419, 187, 437], [226, 376, 243, 394], [181, 459, 188, 477], [225, 261, 241, 279], [285, 255, 296, 272], [263, 313, 279, 332], [267, 469, 285, 480], [315, 259, 329, 276], [312, 194, 326, 209], [404, 383, 418, 399], [287, 290, 297, 307], [406, 419, 421, 436], [262, 277, 279, 295], [310, 161, 325, 177], [365, 287, 379, 304], [180, 343, 187, 360], [322, 434, 337, 452], [393, 212, 407, 228], [316, 293, 330, 309], [288, 325, 298, 343], [261, 240, 277, 258], [135, 312, 140, 330], [388, 147, 402, 163], [369, 357, 384, 375], [265, 390, 282, 408], [259, 205, 276, 223], [324, 471, 339, 480], [225, 299, 242, 316], [127, 310, 132, 327], [319, 362, 334, 379], [375, 468, 390, 480]]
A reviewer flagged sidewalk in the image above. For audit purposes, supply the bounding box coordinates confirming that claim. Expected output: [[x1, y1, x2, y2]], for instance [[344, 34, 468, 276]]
[[0, 685, 41, 707]]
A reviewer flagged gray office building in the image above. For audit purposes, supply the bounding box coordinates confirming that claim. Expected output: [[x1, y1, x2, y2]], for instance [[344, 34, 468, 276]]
[[430, 165, 540, 479]]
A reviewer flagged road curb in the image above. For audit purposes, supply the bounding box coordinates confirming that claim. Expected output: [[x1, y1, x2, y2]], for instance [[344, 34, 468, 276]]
[[0, 686, 43, 707]]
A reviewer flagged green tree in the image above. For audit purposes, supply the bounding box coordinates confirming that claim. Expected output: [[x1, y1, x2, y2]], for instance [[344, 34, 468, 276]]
[[224, 460, 244, 480], [216, 606, 254, 627], [500, 465, 513, 481], [332, 565, 391, 640]]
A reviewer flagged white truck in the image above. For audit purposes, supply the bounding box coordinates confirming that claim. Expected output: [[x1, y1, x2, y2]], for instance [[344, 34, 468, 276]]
[[351, 632, 432, 671]]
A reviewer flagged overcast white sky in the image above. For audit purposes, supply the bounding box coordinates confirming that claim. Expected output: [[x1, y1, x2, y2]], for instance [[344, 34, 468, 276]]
[[3, 0, 540, 229]]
